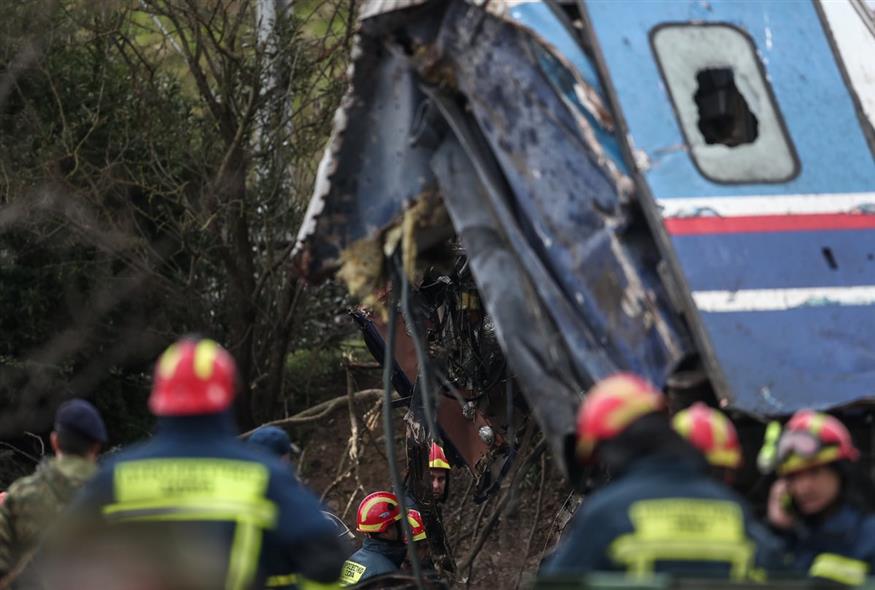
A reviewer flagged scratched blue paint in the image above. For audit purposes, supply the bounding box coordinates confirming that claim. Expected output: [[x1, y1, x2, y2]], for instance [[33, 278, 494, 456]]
[[586, 0, 875, 413], [674, 230, 875, 292], [706, 308, 875, 413], [509, 1, 628, 172]]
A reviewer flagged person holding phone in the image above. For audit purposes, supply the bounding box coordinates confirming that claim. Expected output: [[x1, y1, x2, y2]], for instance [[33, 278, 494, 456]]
[[768, 410, 875, 586]]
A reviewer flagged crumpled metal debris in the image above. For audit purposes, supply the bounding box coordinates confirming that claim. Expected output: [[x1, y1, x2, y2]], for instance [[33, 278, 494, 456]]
[[294, 0, 693, 476]]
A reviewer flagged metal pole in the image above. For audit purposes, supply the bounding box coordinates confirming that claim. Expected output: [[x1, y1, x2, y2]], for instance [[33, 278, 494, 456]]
[[399, 259, 439, 444]]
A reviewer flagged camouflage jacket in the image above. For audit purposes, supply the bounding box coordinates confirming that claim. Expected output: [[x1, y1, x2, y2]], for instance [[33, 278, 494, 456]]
[[0, 455, 97, 577]]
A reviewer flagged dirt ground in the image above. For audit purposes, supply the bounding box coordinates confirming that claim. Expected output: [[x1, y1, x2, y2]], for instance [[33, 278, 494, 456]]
[[294, 389, 575, 590]]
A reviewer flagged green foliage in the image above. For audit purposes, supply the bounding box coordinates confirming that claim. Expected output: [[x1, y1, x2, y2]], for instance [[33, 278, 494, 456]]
[[0, 0, 356, 442]]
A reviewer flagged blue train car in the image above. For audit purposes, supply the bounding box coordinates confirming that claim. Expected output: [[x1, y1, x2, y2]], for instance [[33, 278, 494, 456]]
[[580, 0, 875, 415], [294, 0, 875, 473]]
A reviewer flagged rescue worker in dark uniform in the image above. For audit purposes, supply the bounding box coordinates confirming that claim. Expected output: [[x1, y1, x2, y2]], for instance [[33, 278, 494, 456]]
[[767, 410, 875, 586], [340, 491, 407, 586], [427, 443, 450, 503], [248, 426, 296, 466], [0, 399, 106, 582], [542, 373, 783, 580], [57, 337, 346, 590], [247, 425, 351, 589], [404, 508, 446, 588], [403, 442, 455, 581]]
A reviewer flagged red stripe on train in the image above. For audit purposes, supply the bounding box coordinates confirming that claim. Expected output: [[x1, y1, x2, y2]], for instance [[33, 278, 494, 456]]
[[664, 213, 875, 235]]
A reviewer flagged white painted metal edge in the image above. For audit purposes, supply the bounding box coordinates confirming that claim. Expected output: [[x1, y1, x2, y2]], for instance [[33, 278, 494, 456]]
[[820, 0, 875, 132], [693, 286, 875, 312]]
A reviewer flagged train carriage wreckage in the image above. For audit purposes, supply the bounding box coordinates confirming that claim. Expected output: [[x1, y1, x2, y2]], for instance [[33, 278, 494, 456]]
[[293, 0, 875, 503]]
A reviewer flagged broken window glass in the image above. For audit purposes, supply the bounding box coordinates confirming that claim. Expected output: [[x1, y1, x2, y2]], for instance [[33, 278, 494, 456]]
[[651, 24, 798, 183]]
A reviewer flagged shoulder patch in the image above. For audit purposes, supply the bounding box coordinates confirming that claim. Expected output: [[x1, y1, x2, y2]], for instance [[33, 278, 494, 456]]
[[339, 560, 367, 586]]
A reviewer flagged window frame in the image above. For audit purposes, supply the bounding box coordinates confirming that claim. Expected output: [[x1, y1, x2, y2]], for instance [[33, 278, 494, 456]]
[[649, 22, 801, 185]]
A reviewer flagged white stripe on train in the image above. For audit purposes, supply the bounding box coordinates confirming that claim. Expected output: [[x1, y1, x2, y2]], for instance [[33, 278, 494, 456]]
[[692, 286, 875, 312], [658, 192, 875, 219]]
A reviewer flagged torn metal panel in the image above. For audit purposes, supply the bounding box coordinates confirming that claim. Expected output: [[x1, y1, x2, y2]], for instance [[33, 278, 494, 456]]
[[296, 0, 693, 475], [293, 31, 441, 280], [426, 1, 689, 384], [431, 135, 585, 470]]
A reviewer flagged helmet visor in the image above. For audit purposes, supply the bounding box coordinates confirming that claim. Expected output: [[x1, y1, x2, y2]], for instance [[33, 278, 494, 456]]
[[777, 431, 822, 463]]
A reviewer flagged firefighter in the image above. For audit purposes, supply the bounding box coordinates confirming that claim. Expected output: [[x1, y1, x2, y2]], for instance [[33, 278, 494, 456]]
[[248, 426, 296, 465], [59, 337, 346, 590], [541, 373, 782, 580], [767, 410, 875, 586], [405, 509, 436, 572], [428, 443, 450, 503], [340, 491, 407, 586], [672, 402, 742, 484], [0, 399, 106, 580]]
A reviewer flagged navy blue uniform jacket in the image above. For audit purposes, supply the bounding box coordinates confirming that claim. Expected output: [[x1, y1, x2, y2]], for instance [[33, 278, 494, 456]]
[[69, 413, 344, 590], [542, 452, 785, 580], [782, 503, 875, 585]]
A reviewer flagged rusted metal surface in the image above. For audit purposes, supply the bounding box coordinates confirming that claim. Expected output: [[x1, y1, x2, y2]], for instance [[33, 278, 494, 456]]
[[436, 394, 494, 470]]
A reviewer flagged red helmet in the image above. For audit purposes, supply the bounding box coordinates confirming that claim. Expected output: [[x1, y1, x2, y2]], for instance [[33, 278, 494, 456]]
[[406, 509, 427, 543], [672, 402, 742, 469], [777, 410, 859, 476], [149, 338, 238, 416], [428, 443, 450, 470], [356, 491, 402, 534], [576, 373, 665, 462]]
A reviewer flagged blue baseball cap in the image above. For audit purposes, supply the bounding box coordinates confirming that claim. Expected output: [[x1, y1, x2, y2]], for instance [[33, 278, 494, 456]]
[[248, 426, 294, 457], [54, 399, 107, 444]]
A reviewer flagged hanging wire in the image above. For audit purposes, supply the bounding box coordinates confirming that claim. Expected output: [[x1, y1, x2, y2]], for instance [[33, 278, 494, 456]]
[[506, 368, 515, 447], [382, 269, 426, 590], [398, 255, 440, 445]]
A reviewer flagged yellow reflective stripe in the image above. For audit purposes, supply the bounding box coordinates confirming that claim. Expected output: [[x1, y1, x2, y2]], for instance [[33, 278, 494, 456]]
[[672, 412, 693, 438], [808, 413, 827, 436], [609, 499, 754, 579], [610, 537, 755, 579], [103, 498, 277, 528], [227, 522, 261, 590], [339, 561, 367, 586], [628, 499, 744, 541], [605, 397, 659, 431], [106, 509, 269, 590], [109, 458, 275, 590], [357, 495, 401, 531], [778, 447, 842, 475], [266, 574, 298, 587], [114, 459, 269, 502], [810, 553, 868, 586], [267, 574, 340, 589], [158, 343, 183, 377], [711, 412, 729, 447], [358, 495, 398, 517], [194, 340, 219, 379], [706, 447, 742, 469], [749, 567, 767, 582], [106, 508, 265, 525], [429, 458, 451, 469], [299, 579, 341, 590]]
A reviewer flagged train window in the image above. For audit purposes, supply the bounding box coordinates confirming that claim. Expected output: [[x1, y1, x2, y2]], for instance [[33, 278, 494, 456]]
[[651, 24, 798, 184]]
